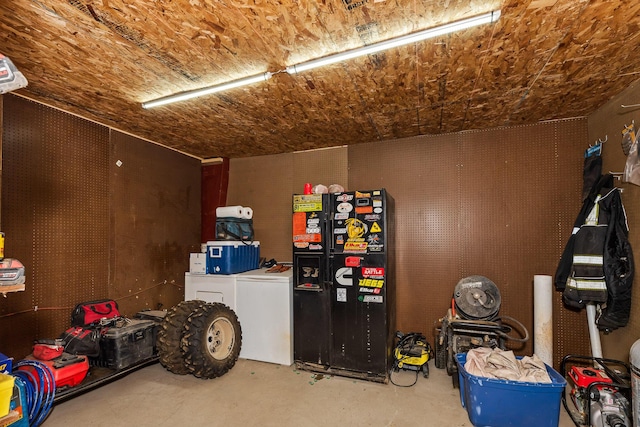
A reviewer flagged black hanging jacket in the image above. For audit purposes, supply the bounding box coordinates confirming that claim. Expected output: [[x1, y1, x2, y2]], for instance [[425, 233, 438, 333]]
[[555, 174, 634, 332]]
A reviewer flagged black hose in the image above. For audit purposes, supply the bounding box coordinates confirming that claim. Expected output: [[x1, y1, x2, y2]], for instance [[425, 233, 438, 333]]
[[496, 315, 530, 343]]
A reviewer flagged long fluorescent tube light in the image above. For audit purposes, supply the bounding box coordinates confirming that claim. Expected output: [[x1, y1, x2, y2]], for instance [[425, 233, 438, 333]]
[[286, 10, 501, 74], [142, 72, 273, 109]]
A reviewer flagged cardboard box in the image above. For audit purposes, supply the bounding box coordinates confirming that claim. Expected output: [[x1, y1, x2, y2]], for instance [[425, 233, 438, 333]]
[[456, 353, 566, 427], [189, 253, 207, 274]]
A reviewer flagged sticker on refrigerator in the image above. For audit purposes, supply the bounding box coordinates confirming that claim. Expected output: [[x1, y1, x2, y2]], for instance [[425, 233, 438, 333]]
[[362, 267, 384, 278], [358, 295, 383, 303], [373, 207, 383, 214], [344, 241, 367, 253], [335, 267, 354, 286], [346, 218, 367, 239], [355, 191, 371, 198], [359, 287, 381, 294], [333, 227, 347, 234], [337, 202, 353, 213], [336, 194, 353, 202], [370, 222, 382, 233], [293, 195, 323, 212], [355, 206, 373, 214], [359, 278, 384, 288], [337, 288, 347, 302], [334, 212, 349, 220]]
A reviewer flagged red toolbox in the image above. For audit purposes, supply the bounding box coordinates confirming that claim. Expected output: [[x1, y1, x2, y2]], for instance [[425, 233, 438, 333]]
[[20, 353, 89, 390]]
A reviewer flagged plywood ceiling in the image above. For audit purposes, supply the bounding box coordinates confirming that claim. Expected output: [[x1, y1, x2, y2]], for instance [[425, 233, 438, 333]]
[[2, 0, 639, 159]]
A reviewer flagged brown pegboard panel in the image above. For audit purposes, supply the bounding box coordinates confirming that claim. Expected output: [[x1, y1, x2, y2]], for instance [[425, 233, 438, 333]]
[[292, 147, 349, 195], [109, 131, 201, 316], [348, 119, 590, 366], [349, 134, 462, 337], [228, 153, 294, 262], [1, 94, 109, 358], [589, 80, 640, 362]]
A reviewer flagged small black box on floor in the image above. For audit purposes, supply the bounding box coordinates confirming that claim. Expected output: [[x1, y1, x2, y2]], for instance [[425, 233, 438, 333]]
[[92, 319, 157, 370]]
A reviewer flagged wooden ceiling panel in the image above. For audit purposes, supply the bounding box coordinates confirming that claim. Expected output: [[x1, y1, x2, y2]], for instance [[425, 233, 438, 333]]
[[1, 0, 639, 158]]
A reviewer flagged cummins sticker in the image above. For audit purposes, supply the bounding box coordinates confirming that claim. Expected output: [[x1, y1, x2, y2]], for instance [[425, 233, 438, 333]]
[[335, 267, 354, 286], [358, 295, 383, 303]]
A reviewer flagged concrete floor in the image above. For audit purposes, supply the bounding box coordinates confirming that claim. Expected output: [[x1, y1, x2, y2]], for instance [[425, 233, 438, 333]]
[[43, 360, 577, 426]]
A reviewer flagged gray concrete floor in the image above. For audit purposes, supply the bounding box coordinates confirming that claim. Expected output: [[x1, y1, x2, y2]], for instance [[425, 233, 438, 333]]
[[44, 359, 577, 426]]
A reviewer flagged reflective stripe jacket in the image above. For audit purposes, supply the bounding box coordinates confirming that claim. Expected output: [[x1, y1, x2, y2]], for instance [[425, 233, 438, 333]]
[[555, 174, 634, 332]]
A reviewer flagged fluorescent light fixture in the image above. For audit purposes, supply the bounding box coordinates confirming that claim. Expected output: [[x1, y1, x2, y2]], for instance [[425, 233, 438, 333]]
[[142, 72, 273, 109], [286, 10, 501, 74]]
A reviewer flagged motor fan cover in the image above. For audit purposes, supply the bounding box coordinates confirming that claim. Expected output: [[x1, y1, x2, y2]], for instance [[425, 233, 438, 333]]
[[453, 275, 501, 320]]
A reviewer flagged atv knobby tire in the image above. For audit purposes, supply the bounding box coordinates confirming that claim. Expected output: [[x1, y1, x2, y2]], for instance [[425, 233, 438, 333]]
[[181, 303, 242, 379], [157, 300, 207, 375]]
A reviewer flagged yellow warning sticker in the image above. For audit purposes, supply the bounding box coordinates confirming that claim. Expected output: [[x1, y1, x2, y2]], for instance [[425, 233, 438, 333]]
[[370, 222, 382, 233]]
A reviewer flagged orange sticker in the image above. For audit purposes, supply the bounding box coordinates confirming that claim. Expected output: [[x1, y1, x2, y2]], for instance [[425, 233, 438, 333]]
[[292, 212, 306, 237]]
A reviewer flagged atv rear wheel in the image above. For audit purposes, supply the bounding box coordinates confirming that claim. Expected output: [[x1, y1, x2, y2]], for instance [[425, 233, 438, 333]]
[[157, 300, 206, 375], [181, 303, 242, 379]]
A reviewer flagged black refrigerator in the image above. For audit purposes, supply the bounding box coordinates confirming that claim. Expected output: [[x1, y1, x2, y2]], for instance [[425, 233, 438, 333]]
[[292, 189, 395, 383]]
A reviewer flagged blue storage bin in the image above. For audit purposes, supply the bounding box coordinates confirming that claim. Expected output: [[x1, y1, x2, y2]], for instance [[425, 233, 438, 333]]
[[456, 352, 566, 427], [206, 241, 260, 274]]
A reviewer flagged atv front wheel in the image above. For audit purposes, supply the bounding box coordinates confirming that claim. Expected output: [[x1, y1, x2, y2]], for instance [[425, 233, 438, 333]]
[[181, 303, 242, 379], [157, 300, 206, 375]]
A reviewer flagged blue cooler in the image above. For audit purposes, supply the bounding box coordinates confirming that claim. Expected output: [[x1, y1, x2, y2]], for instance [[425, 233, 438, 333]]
[[456, 353, 566, 427], [206, 241, 260, 274]]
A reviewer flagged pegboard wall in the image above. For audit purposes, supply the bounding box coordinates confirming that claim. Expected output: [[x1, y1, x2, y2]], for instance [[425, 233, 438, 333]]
[[1, 95, 110, 358], [228, 147, 348, 263], [227, 118, 591, 368], [1, 95, 202, 359], [588, 78, 640, 362], [348, 119, 590, 366], [109, 131, 201, 316]]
